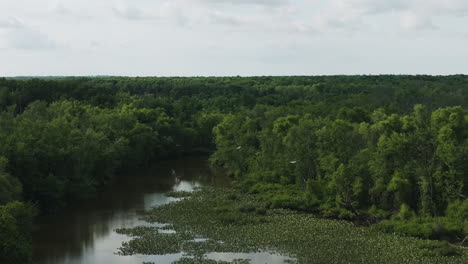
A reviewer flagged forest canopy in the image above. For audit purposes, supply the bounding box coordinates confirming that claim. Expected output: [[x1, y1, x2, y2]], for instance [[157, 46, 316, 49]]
[[0, 75, 467, 262]]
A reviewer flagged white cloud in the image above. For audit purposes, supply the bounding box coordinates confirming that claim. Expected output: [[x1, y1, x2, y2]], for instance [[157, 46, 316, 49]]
[[50, 2, 69, 15], [3, 28, 58, 50], [195, 0, 287, 6], [334, 0, 408, 14], [399, 11, 436, 30], [45, 1, 95, 20], [158, 1, 190, 26], [112, 1, 190, 25], [113, 4, 147, 20], [205, 11, 244, 26], [0, 17, 24, 28], [423, 0, 468, 15]]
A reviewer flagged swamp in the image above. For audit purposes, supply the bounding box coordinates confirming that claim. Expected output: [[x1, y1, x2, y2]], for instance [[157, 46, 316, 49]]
[[117, 187, 468, 264]]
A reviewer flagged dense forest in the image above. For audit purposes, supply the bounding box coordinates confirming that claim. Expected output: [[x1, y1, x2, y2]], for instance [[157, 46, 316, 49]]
[[0, 75, 467, 263]]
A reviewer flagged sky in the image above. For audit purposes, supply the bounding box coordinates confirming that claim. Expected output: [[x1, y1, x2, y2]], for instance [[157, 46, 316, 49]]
[[0, 0, 468, 76]]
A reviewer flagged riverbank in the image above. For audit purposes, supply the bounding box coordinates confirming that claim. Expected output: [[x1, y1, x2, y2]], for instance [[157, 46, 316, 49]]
[[118, 187, 468, 264]]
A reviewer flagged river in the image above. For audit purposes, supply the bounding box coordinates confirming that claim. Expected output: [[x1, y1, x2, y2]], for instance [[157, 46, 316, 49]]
[[32, 156, 292, 264]]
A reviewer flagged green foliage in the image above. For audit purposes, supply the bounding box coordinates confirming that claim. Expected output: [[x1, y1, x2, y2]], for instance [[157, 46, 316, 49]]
[[248, 183, 307, 210], [2, 76, 468, 260], [209, 86, 468, 243], [367, 205, 391, 219], [0, 157, 22, 205], [172, 257, 251, 264], [0, 100, 207, 211], [393, 204, 416, 221], [374, 213, 468, 240], [418, 240, 463, 257], [0, 201, 37, 264]]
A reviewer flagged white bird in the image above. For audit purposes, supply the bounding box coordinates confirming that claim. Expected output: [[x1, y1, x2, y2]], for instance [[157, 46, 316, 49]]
[[290, 161, 297, 164], [236, 146, 242, 150]]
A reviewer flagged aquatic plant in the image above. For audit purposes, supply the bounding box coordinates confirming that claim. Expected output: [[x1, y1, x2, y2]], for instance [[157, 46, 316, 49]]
[[118, 188, 468, 264]]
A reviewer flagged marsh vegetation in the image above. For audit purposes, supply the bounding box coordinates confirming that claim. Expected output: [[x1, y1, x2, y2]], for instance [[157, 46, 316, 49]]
[[118, 188, 468, 263]]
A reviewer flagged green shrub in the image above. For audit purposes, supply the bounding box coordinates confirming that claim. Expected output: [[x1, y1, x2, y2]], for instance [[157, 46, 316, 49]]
[[374, 215, 468, 240], [367, 205, 390, 220], [248, 183, 306, 210], [446, 200, 468, 220], [394, 221, 433, 239], [392, 204, 415, 221], [418, 240, 462, 257]]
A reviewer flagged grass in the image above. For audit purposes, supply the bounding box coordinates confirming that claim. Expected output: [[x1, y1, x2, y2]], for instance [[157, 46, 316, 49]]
[[117, 187, 468, 264]]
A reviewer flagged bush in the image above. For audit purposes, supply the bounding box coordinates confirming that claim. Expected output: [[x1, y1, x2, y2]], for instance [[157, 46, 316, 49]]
[[393, 221, 433, 239], [367, 205, 390, 220], [319, 203, 355, 220], [392, 204, 415, 221], [374, 215, 468, 241], [374, 218, 433, 239], [418, 240, 462, 257], [248, 183, 307, 210]]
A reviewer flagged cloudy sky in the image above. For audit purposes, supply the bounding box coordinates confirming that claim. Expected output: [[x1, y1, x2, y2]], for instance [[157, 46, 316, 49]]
[[1, 0, 467, 76]]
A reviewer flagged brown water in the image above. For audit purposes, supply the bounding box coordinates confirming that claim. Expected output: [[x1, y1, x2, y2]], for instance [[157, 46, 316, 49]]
[[32, 156, 292, 264]]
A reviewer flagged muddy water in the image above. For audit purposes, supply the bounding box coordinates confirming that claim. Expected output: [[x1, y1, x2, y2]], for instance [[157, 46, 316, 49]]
[[32, 156, 292, 264]]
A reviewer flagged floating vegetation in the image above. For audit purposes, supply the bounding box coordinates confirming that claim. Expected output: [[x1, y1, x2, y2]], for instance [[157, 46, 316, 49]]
[[118, 188, 468, 264], [166, 191, 194, 199], [417, 241, 463, 257], [172, 257, 251, 264]]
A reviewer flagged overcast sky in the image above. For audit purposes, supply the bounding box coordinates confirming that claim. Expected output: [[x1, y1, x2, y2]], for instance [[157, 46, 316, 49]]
[[1, 0, 467, 76]]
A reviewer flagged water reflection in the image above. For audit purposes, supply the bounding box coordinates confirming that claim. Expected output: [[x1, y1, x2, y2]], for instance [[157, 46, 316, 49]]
[[32, 156, 292, 264]]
